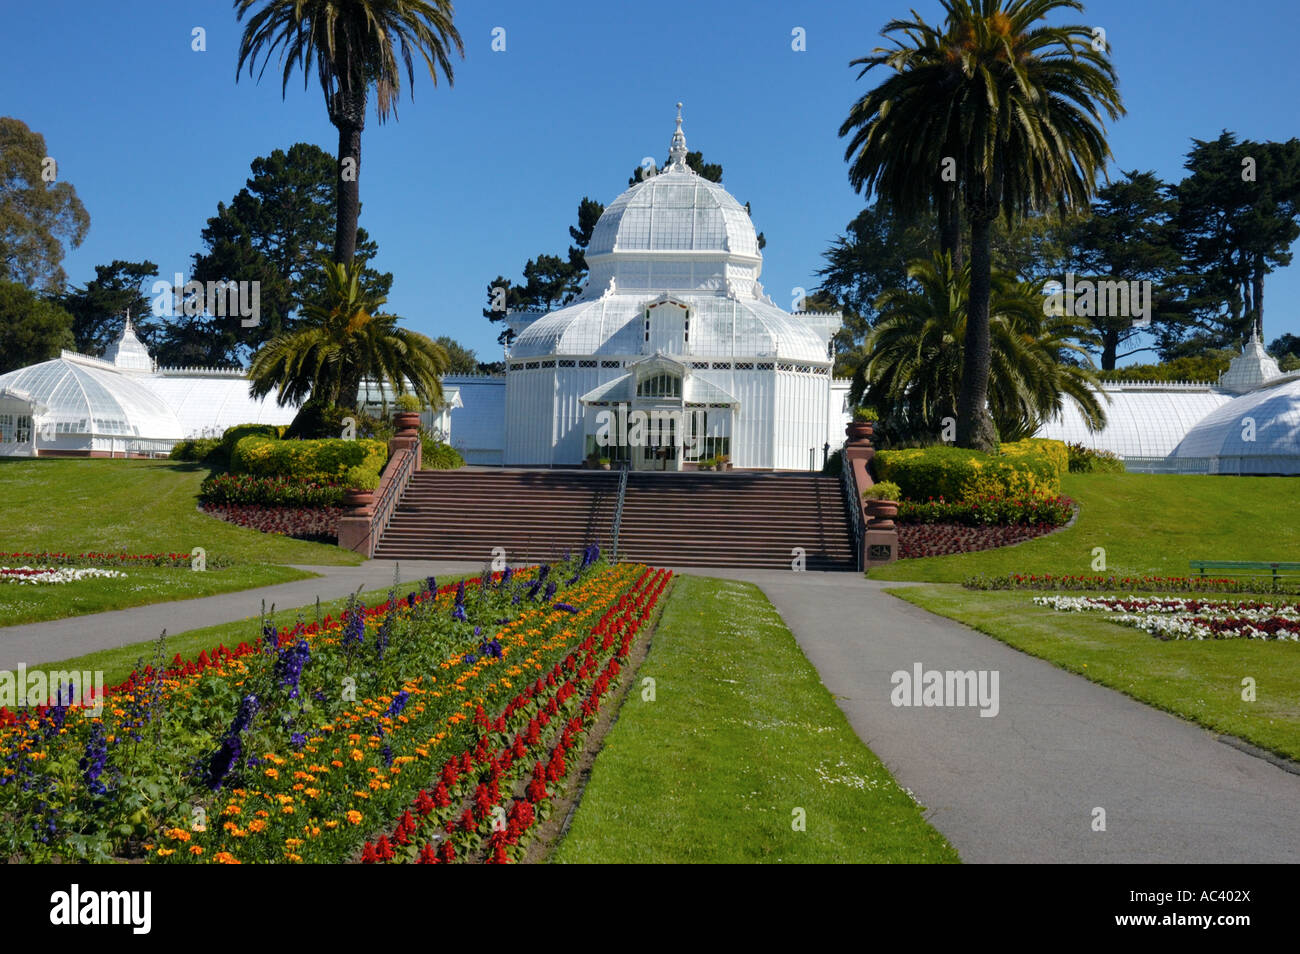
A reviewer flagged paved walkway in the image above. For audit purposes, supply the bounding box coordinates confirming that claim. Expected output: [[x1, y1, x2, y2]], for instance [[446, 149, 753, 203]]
[[0, 560, 482, 671], [667, 566, 1300, 864]]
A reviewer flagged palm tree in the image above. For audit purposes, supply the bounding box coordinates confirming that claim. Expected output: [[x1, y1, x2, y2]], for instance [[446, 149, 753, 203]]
[[250, 260, 449, 411], [853, 252, 1104, 443], [841, 0, 1122, 450], [235, 0, 463, 266]]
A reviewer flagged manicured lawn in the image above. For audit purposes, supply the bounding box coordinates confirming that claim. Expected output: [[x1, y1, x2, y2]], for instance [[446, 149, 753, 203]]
[[0, 564, 314, 626], [890, 585, 1300, 761], [0, 458, 360, 623], [32, 573, 468, 689], [553, 575, 959, 863], [0, 458, 359, 565], [870, 472, 1300, 583]]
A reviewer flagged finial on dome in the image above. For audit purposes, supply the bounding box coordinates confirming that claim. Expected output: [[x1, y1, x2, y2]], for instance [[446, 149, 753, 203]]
[[668, 102, 689, 169], [124, 308, 133, 334]]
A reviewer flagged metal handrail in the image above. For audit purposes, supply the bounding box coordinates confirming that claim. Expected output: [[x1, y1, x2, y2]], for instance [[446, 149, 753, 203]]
[[367, 437, 420, 556], [609, 462, 629, 561], [840, 447, 864, 572]]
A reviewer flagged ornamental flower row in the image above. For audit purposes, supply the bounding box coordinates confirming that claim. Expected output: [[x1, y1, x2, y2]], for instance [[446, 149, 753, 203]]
[[965, 573, 1298, 594], [1033, 594, 1300, 641], [359, 568, 670, 864], [899, 493, 1075, 527], [0, 546, 664, 864], [0, 566, 127, 585], [0, 551, 218, 568]]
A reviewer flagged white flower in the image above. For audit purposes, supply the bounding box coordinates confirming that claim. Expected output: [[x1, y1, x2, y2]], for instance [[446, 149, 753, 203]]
[[0, 566, 127, 585]]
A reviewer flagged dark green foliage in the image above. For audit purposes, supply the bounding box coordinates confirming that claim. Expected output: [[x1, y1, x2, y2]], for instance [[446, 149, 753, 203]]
[[168, 438, 223, 463], [1066, 443, 1125, 474], [422, 440, 464, 470], [0, 280, 74, 373], [57, 259, 160, 357]]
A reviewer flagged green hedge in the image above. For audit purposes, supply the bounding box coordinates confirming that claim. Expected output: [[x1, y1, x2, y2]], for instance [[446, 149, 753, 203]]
[[873, 444, 1060, 502], [423, 441, 464, 470], [231, 435, 388, 484], [1067, 442, 1126, 473], [220, 423, 284, 455], [168, 438, 222, 462]]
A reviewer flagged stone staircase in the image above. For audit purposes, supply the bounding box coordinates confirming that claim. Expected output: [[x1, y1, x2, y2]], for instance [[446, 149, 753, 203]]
[[373, 469, 856, 571]]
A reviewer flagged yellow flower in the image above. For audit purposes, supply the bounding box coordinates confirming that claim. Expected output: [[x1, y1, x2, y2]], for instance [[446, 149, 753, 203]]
[[214, 852, 241, 864], [346, 810, 363, 825]]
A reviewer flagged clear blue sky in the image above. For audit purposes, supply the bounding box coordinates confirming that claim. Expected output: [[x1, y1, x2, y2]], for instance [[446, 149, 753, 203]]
[[4, 0, 1298, 364]]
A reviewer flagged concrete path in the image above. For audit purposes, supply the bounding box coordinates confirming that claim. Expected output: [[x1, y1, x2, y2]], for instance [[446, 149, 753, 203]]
[[0, 560, 482, 671], [668, 566, 1300, 864]]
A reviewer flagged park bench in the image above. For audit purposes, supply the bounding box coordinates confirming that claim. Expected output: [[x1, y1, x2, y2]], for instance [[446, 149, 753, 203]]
[[1189, 560, 1300, 589]]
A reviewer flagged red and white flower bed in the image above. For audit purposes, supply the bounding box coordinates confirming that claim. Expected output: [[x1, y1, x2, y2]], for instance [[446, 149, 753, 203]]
[[1034, 595, 1300, 641], [0, 566, 127, 585]]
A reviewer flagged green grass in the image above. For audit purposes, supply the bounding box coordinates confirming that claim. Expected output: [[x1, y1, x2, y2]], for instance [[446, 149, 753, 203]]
[[0, 457, 361, 623], [891, 585, 1300, 761], [0, 564, 315, 626], [0, 458, 359, 565], [29, 574, 465, 689], [870, 472, 1300, 583], [553, 575, 959, 863]]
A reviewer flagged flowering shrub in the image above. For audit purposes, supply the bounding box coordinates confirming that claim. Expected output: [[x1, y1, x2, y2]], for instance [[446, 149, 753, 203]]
[[200, 504, 342, 541], [0, 548, 668, 864], [200, 473, 345, 508], [1033, 594, 1300, 641], [874, 444, 1061, 501], [0, 551, 227, 568], [964, 574, 1300, 594], [0, 566, 127, 585], [898, 493, 1074, 527], [231, 435, 387, 484]]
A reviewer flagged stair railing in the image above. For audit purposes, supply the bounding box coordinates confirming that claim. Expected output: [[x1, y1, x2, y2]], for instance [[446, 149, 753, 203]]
[[365, 436, 421, 557], [840, 446, 864, 571], [609, 462, 629, 561]]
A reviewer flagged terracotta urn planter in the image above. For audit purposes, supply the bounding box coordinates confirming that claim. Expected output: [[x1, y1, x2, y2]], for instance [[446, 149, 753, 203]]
[[865, 498, 898, 530], [342, 489, 375, 510], [846, 421, 874, 443], [393, 411, 421, 435]]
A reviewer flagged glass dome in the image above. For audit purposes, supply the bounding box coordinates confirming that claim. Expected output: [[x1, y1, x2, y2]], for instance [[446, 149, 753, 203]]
[[1170, 377, 1300, 474], [0, 353, 182, 442]]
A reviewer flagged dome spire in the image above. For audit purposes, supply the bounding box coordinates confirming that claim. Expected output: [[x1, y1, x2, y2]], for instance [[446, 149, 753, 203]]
[[668, 102, 689, 169]]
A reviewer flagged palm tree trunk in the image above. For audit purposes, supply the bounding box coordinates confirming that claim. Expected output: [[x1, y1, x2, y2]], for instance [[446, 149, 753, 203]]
[[334, 119, 362, 266], [939, 183, 963, 270], [956, 212, 998, 450]]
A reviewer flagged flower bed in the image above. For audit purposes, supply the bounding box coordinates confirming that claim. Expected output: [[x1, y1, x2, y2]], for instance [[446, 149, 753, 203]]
[[1033, 594, 1300, 641], [0, 552, 213, 568], [0, 550, 669, 864], [964, 573, 1300, 594], [897, 522, 1063, 559], [200, 503, 342, 541], [199, 473, 345, 508], [0, 566, 127, 585]]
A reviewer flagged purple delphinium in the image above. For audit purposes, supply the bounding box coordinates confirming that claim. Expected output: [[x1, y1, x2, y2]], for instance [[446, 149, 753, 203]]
[[343, 611, 365, 647], [79, 722, 109, 796], [274, 639, 310, 699]]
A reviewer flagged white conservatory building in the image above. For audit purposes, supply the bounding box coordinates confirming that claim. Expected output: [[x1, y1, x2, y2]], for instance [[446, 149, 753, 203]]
[[1035, 327, 1300, 474], [0, 315, 297, 457], [501, 108, 848, 470]]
